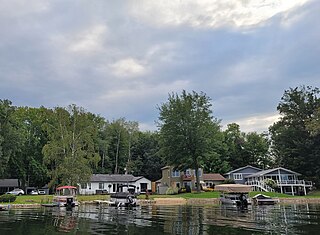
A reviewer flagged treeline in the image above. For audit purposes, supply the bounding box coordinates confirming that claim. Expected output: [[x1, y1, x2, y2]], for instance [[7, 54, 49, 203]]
[[0, 85, 319, 189]]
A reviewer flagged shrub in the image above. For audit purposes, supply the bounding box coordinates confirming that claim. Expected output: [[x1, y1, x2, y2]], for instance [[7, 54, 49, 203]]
[[166, 187, 179, 195], [264, 178, 278, 189], [0, 194, 17, 203]]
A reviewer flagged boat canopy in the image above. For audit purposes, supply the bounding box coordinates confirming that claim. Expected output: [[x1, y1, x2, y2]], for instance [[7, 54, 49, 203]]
[[56, 186, 77, 190], [215, 184, 251, 193]]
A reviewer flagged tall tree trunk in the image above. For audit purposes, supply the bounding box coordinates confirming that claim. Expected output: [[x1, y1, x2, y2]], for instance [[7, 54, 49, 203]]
[[115, 131, 120, 174]]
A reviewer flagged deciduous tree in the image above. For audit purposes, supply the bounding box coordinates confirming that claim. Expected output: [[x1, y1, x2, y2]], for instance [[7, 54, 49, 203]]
[[158, 90, 221, 192]]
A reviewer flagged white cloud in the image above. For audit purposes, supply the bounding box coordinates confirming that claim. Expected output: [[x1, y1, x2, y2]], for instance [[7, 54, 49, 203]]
[[110, 58, 147, 78], [69, 25, 107, 53], [222, 113, 280, 133], [130, 0, 310, 28]]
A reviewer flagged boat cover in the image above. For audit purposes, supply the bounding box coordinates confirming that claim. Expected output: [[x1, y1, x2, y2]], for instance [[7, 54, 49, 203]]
[[215, 184, 251, 193]]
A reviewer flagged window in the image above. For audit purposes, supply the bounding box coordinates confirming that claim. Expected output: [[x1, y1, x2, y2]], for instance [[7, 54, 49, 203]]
[[140, 183, 147, 192], [88, 183, 91, 190], [99, 183, 104, 189], [172, 170, 180, 177], [185, 169, 192, 176], [233, 173, 243, 180], [81, 183, 87, 189]]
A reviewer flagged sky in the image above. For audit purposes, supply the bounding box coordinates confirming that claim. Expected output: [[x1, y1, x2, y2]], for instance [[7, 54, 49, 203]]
[[1, 0, 319, 133]]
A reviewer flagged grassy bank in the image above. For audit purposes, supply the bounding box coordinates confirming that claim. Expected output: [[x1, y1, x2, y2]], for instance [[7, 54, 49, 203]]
[[1, 190, 320, 205]]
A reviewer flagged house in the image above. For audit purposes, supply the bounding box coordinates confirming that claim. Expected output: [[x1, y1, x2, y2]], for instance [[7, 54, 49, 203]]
[[225, 165, 313, 196], [79, 174, 151, 195], [0, 179, 19, 194], [224, 165, 262, 184], [158, 166, 204, 194], [203, 173, 226, 188]]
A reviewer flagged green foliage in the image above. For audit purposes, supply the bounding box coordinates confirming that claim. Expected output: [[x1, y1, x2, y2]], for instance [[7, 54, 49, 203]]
[[130, 131, 164, 181], [166, 187, 179, 195], [43, 105, 100, 187], [0, 100, 23, 178], [270, 86, 320, 186], [264, 178, 277, 189], [223, 123, 272, 170], [0, 194, 17, 203], [158, 90, 221, 192]]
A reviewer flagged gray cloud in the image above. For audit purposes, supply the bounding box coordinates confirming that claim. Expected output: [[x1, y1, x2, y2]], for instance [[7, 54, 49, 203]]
[[0, 0, 319, 133]]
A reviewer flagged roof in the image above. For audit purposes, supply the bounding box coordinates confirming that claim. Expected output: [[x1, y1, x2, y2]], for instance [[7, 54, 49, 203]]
[[215, 184, 252, 193], [161, 166, 170, 170], [225, 165, 262, 175], [244, 167, 301, 178], [90, 174, 148, 183], [56, 186, 77, 190], [203, 174, 225, 181], [0, 179, 19, 187]]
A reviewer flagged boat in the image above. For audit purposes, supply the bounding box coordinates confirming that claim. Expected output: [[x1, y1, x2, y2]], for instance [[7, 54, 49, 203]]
[[252, 194, 279, 205], [215, 184, 252, 207], [52, 186, 79, 208], [109, 188, 138, 207], [0, 205, 8, 211]]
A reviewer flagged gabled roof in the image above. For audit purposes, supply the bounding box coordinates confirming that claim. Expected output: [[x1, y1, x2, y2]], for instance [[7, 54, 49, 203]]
[[0, 179, 19, 187], [225, 165, 262, 175], [90, 174, 147, 183], [203, 173, 225, 181], [245, 167, 301, 178]]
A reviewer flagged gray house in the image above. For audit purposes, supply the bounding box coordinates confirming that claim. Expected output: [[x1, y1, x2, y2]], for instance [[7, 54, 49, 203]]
[[225, 165, 312, 196], [0, 179, 19, 194], [224, 165, 262, 184]]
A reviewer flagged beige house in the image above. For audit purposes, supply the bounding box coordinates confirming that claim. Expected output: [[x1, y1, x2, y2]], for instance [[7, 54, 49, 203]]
[[157, 166, 225, 194], [203, 173, 225, 188], [158, 166, 204, 194]]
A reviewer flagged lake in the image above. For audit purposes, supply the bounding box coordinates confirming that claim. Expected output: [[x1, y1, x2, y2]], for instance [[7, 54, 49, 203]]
[[0, 203, 320, 234]]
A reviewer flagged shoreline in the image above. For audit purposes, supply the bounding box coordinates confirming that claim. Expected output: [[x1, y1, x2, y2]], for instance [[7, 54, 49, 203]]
[[2, 197, 320, 208]]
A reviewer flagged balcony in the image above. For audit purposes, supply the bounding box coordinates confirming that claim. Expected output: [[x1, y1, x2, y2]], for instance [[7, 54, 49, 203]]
[[181, 175, 194, 181]]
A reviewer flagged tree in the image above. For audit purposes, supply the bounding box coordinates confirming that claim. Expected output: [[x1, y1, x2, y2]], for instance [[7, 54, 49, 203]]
[[0, 100, 23, 179], [11, 106, 50, 188], [158, 90, 221, 192], [42, 105, 100, 187], [223, 123, 246, 169], [269, 86, 320, 185], [130, 131, 164, 181], [223, 123, 271, 170]]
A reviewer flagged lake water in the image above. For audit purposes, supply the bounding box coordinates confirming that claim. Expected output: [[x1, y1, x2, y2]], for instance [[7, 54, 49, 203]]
[[0, 203, 320, 234]]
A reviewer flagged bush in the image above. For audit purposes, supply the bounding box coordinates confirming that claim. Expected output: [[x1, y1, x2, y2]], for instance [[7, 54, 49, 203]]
[[0, 194, 17, 203], [264, 178, 278, 189], [166, 187, 179, 195]]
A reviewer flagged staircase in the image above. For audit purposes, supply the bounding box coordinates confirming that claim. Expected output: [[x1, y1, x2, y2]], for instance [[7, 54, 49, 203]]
[[245, 181, 275, 192]]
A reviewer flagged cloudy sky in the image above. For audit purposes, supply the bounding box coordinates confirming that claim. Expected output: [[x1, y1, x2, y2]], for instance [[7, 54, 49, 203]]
[[1, 0, 319, 133]]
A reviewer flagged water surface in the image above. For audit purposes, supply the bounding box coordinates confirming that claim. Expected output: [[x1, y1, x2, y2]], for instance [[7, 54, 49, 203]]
[[0, 204, 320, 234]]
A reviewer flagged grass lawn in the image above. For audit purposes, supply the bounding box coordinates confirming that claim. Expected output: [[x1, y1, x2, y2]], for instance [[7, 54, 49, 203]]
[[305, 190, 320, 198], [0, 194, 110, 205], [2, 190, 320, 204]]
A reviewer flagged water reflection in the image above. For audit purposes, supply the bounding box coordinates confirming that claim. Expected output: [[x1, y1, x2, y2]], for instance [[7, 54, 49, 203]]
[[1, 203, 320, 234]]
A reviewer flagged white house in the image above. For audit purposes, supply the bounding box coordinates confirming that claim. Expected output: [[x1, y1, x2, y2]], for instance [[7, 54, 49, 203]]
[[79, 174, 152, 195]]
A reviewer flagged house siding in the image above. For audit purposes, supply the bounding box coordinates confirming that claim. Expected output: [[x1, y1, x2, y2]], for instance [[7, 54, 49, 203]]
[[79, 175, 152, 195], [226, 166, 261, 184]]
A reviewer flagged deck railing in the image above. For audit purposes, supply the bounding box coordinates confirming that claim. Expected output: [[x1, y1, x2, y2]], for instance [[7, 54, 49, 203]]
[[276, 180, 313, 186], [245, 181, 274, 192]]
